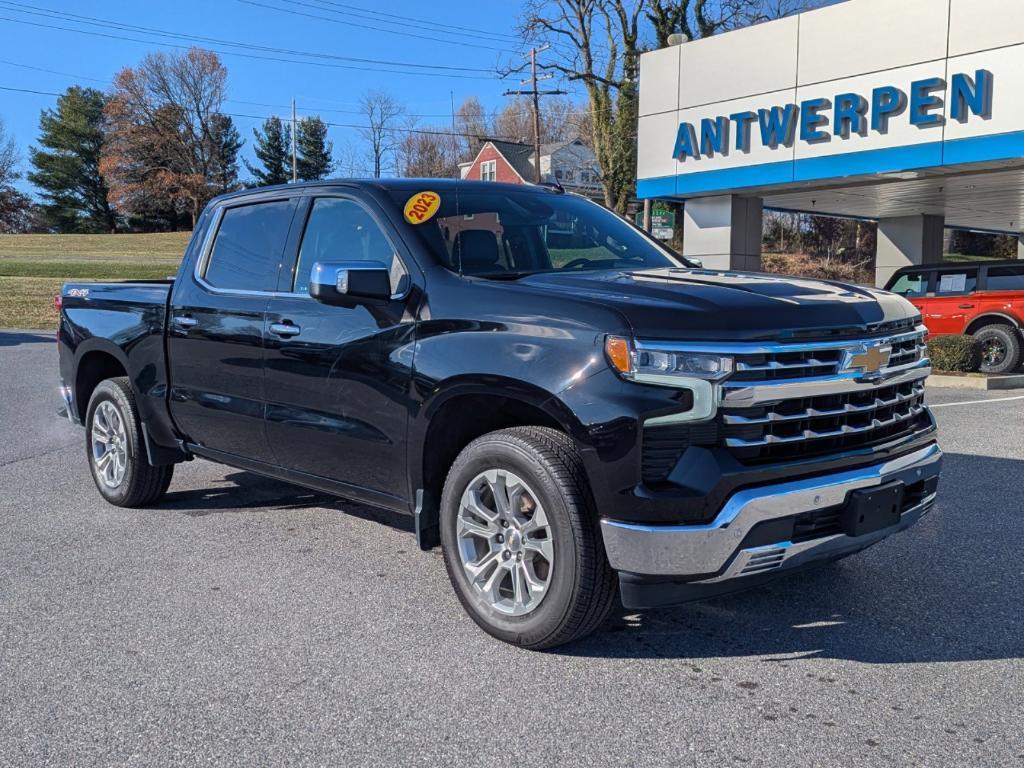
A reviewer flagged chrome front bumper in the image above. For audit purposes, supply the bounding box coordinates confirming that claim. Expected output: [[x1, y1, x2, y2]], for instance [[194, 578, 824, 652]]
[[601, 443, 942, 582]]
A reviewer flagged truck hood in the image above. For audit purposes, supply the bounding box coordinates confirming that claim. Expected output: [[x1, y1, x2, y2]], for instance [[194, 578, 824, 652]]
[[514, 268, 919, 341]]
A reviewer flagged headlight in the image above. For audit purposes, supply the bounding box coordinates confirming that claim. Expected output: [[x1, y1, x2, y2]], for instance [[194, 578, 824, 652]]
[[605, 336, 733, 383]]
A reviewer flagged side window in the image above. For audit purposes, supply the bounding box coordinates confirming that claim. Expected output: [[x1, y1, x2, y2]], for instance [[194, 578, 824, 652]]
[[293, 198, 407, 294], [203, 200, 295, 292], [986, 266, 1024, 291], [936, 270, 978, 295], [889, 273, 927, 297]]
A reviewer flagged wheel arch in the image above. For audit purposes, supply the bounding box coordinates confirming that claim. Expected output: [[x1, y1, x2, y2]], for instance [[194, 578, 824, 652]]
[[965, 313, 1021, 335], [74, 342, 130, 422], [410, 376, 587, 549]]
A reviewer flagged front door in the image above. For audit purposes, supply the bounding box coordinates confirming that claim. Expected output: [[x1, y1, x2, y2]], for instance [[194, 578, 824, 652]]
[[168, 197, 299, 463], [262, 195, 418, 500], [927, 267, 980, 335]]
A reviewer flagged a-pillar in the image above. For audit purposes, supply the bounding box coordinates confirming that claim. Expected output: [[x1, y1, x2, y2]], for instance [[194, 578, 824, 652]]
[[682, 195, 763, 272], [875, 214, 945, 287]]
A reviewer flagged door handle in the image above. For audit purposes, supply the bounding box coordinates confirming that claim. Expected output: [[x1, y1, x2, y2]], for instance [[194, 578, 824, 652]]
[[958, 303, 975, 309], [173, 314, 198, 330], [269, 322, 301, 338]]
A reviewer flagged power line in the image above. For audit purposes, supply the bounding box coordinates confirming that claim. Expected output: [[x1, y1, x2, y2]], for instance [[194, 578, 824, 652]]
[[282, 0, 523, 43], [0, 13, 501, 80], [0, 58, 109, 84], [237, 0, 522, 55], [0, 1, 500, 74]]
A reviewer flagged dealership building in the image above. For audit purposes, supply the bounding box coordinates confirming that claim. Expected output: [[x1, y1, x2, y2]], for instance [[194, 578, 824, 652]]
[[636, 0, 1024, 285]]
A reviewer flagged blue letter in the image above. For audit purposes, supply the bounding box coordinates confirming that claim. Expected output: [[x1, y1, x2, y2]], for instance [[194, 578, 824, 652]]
[[729, 111, 757, 151], [672, 122, 698, 160], [871, 85, 907, 132], [951, 69, 993, 122], [910, 77, 946, 127], [700, 116, 728, 156], [758, 104, 798, 148], [800, 97, 832, 143], [834, 93, 868, 138]]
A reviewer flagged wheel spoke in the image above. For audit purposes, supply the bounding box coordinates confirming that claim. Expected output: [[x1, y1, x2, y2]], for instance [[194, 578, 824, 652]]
[[481, 559, 509, 602], [463, 489, 499, 525], [524, 536, 554, 563], [464, 550, 502, 583], [520, 559, 547, 596], [487, 471, 513, 516], [520, 504, 549, 535], [511, 561, 528, 608], [457, 515, 496, 540]]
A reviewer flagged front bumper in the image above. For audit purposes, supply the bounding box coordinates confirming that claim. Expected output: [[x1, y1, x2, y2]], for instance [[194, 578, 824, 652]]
[[601, 442, 941, 608]]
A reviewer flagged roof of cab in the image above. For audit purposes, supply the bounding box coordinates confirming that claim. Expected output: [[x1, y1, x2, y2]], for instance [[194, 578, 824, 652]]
[[209, 178, 561, 207]]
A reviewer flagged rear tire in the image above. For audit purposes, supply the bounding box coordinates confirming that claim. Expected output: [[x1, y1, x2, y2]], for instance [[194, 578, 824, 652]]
[[85, 378, 174, 507], [439, 427, 618, 650], [975, 325, 1021, 374]]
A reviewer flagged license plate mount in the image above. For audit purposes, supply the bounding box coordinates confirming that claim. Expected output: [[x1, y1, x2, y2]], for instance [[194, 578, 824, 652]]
[[842, 481, 905, 537]]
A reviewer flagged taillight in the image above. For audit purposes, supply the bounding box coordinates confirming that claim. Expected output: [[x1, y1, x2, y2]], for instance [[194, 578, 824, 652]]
[[54, 294, 62, 342]]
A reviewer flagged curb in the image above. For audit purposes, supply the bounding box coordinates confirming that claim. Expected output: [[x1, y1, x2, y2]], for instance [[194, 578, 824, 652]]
[[927, 373, 1024, 390]]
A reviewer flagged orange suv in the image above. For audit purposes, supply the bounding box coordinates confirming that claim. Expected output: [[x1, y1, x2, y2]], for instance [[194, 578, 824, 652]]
[[885, 260, 1024, 374]]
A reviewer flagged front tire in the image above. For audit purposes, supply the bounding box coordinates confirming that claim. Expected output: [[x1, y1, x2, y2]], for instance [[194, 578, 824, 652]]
[[439, 427, 617, 650], [85, 378, 173, 507], [975, 325, 1021, 374]]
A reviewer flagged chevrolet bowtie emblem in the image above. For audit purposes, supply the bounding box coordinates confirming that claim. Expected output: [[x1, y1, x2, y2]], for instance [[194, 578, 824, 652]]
[[845, 344, 892, 374]]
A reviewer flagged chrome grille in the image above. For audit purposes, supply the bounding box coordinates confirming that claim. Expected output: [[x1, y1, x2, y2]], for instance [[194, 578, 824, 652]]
[[637, 327, 933, 482], [721, 379, 928, 463]]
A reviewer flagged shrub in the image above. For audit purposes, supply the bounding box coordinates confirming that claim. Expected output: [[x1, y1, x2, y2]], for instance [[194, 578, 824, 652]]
[[927, 334, 981, 372], [760, 252, 873, 285]]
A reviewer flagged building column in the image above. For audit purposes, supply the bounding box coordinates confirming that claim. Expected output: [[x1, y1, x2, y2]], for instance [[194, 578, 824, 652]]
[[875, 214, 945, 287], [1017, 235, 1024, 259], [682, 195, 763, 272]]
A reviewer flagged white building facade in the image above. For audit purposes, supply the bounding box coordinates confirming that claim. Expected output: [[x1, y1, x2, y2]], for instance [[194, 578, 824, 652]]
[[636, 0, 1024, 284]]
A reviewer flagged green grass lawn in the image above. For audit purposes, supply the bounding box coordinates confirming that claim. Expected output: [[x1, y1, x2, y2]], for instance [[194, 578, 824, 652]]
[[0, 232, 190, 329]]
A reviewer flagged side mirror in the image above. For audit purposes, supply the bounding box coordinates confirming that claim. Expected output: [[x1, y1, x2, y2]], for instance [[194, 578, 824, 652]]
[[308, 261, 392, 305]]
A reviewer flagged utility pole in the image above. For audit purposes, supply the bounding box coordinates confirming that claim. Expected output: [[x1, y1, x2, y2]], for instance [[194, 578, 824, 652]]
[[504, 45, 566, 184], [291, 98, 298, 183]]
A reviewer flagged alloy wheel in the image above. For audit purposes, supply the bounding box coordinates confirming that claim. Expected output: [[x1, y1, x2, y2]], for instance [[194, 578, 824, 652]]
[[91, 400, 128, 488], [455, 468, 555, 616]]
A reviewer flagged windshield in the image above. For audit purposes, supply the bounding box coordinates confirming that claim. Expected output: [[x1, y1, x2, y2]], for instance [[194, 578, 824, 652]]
[[388, 187, 685, 278]]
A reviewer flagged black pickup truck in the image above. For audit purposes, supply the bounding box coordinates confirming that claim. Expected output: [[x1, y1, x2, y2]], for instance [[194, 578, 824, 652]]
[[58, 179, 942, 649]]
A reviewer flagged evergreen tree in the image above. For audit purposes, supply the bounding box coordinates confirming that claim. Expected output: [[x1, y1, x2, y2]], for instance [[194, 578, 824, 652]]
[[245, 116, 291, 186], [210, 114, 243, 193], [296, 116, 334, 181], [28, 86, 116, 233]]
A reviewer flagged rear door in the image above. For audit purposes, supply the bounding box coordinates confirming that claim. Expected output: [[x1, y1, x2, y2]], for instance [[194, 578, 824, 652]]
[[926, 266, 980, 335], [168, 197, 299, 462], [978, 263, 1024, 323], [262, 193, 418, 499]]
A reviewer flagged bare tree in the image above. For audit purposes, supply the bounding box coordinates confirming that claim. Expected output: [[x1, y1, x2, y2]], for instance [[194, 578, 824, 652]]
[[0, 116, 18, 187], [398, 121, 461, 179], [454, 96, 490, 162], [101, 48, 239, 227], [492, 95, 584, 146], [523, 0, 812, 213], [647, 0, 808, 46], [358, 90, 405, 178], [522, 0, 645, 213]]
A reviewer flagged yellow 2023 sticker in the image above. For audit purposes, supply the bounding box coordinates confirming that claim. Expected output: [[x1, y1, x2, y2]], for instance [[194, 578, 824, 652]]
[[404, 191, 441, 225]]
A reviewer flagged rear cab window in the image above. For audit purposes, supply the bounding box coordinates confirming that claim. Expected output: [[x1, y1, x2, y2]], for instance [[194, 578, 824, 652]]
[[201, 200, 297, 292]]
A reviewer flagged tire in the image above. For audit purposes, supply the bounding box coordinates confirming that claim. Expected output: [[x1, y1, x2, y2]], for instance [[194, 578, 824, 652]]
[[439, 426, 618, 650], [974, 325, 1022, 374], [85, 377, 174, 507]]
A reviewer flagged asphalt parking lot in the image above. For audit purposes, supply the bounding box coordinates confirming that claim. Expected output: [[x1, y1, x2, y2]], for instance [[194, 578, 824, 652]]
[[2, 329, 1023, 767]]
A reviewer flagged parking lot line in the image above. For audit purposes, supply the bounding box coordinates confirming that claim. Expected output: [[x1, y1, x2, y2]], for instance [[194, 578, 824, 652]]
[[929, 394, 1024, 409]]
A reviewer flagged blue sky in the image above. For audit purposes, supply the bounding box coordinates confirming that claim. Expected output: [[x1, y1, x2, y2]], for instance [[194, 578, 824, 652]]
[[0, 0, 566, 190]]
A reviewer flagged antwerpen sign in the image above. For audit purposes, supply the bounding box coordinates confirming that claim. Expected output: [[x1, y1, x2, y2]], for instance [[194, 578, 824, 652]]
[[672, 69, 994, 161]]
